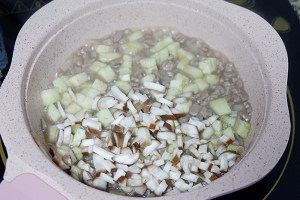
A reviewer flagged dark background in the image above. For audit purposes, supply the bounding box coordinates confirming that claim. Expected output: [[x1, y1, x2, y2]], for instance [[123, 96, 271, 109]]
[[0, 0, 299, 199]]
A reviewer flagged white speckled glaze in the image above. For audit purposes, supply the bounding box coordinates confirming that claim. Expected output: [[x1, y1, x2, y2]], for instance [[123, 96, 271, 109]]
[[0, 0, 290, 199]]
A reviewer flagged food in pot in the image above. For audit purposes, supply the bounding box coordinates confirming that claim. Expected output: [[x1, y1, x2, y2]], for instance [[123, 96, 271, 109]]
[[40, 28, 251, 196]]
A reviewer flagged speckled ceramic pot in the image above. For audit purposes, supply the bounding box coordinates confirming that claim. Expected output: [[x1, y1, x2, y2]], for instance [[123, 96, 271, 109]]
[[0, 0, 290, 199]]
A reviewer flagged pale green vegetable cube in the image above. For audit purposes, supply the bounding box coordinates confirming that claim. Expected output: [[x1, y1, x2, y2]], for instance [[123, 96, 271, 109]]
[[72, 148, 83, 161], [41, 88, 61, 106], [166, 88, 181, 100], [128, 31, 143, 41], [96, 45, 113, 53], [167, 42, 180, 58], [199, 57, 217, 74], [76, 93, 94, 110], [150, 36, 173, 53], [97, 109, 114, 128], [194, 78, 209, 92], [89, 61, 107, 72], [227, 144, 244, 154], [57, 145, 71, 157], [169, 80, 183, 89], [209, 98, 232, 116], [61, 92, 73, 108], [176, 59, 188, 71], [46, 125, 58, 143], [70, 165, 83, 179], [121, 42, 144, 55], [205, 74, 219, 84], [222, 127, 235, 140], [212, 120, 222, 137], [97, 65, 116, 83], [178, 100, 192, 113], [71, 124, 81, 134], [78, 82, 92, 90], [221, 116, 236, 127], [74, 109, 87, 121], [174, 73, 189, 86], [116, 81, 132, 94], [99, 52, 121, 63], [182, 83, 199, 94], [53, 76, 69, 93], [69, 72, 89, 87], [71, 128, 86, 147], [47, 104, 61, 122], [65, 102, 82, 114], [178, 48, 194, 60], [234, 119, 251, 139], [151, 48, 169, 66], [202, 127, 214, 139], [142, 74, 155, 84], [167, 141, 178, 154], [92, 79, 107, 93], [140, 57, 156, 68], [81, 87, 101, 98], [185, 65, 203, 78], [122, 55, 132, 68], [119, 67, 132, 75]]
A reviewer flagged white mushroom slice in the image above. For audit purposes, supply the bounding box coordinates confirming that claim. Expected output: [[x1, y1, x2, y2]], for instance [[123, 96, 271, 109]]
[[127, 100, 137, 114], [177, 134, 183, 148], [152, 102, 161, 108], [113, 152, 140, 165], [108, 146, 120, 154], [141, 168, 152, 181], [173, 97, 187, 104], [123, 131, 132, 147], [190, 163, 199, 172], [198, 143, 208, 154], [216, 145, 227, 157], [134, 185, 147, 196], [128, 174, 143, 186], [211, 165, 221, 174], [66, 114, 79, 123], [113, 110, 124, 119], [115, 164, 129, 172], [56, 129, 64, 147], [169, 167, 181, 180], [157, 132, 176, 141], [203, 171, 218, 183], [181, 155, 194, 174], [203, 152, 214, 161], [92, 177, 107, 190], [150, 150, 161, 161], [97, 96, 118, 109], [163, 161, 172, 173], [77, 160, 91, 172], [198, 161, 213, 171], [161, 103, 173, 115], [82, 118, 102, 131], [144, 81, 166, 92], [184, 138, 201, 149], [219, 151, 239, 161], [143, 140, 160, 156], [137, 127, 151, 147], [174, 179, 193, 192], [150, 90, 164, 99], [157, 97, 173, 107], [119, 116, 136, 128], [56, 121, 73, 130], [141, 113, 156, 126], [188, 117, 205, 131], [56, 101, 66, 119], [220, 135, 234, 145], [170, 108, 183, 115], [100, 173, 115, 184], [162, 151, 171, 160], [111, 85, 129, 102], [92, 96, 101, 110], [119, 74, 130, 81], [128, 164, 142, 173], [146, 177, 160, 192], [63, 126, 72, 145], [112, 102, 126, 110], [113, 168, 126, 181], [228, 160, 235, 168], [135, 92, 148, 102], [111, 114, 124, 125], [150, 107, 168, 116], [153, 159, 165, 166], [181, 123, 199, 138], [165, 187, 181, 195], [144, 159, 153, 166], [188, 145, 200, 158], [93, 153, 106, 172], [80, 139, 95, 147], [202, 115, 218, 126], [148, 165, 169, 180], [81, 145, 93, 155], [120, 147, 132, 154], [181, 173, 199, 183], [154, 180, 168, 196], [157, 140, 167, 149], [82, 170, 92, 184], [68, 88, 76, 101], [93, 145, 115, 161]]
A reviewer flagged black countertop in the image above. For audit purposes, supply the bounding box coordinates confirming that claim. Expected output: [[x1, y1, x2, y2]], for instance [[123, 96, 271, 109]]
[[0, 0, 299, 199]]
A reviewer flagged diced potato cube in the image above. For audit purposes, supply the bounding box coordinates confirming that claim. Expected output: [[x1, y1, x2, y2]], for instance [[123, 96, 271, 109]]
[[194, 78, 209, 92], [41, 88, 61, 106], [121, 42, 144, 55], [97, 109, 114, 128], [202, 127, 214, 139], [199, 57, 217, 74], [69, 72, 89, 87], [209, 98, 231, 116], [222, 127, 235, 140], [142, 74, 155, 84], [116, 81, 132, 94], [140, 57, 156, 69], [151, 48, 169, 66], [46, 125, 58, 143], [65, 102, 82, 114], [128, 31, 143, 41], [205, 74, 219, 84], [167, 42, 180, 58], [96, 45, 113, 53], [53, 76, 69, 93], [76, 93, 94, 110], [97, 65, 116, 83], [99, 52, 121, 63], [47, 104, 61, 122], [61, 92, 73, 108], [178, 48, 194, 60], [92, 79, 107, 93], [150, 37, 173, 53], [234, 119, 251, 139], [70, 128, 86, 147], [182, 83, 199, 94]]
